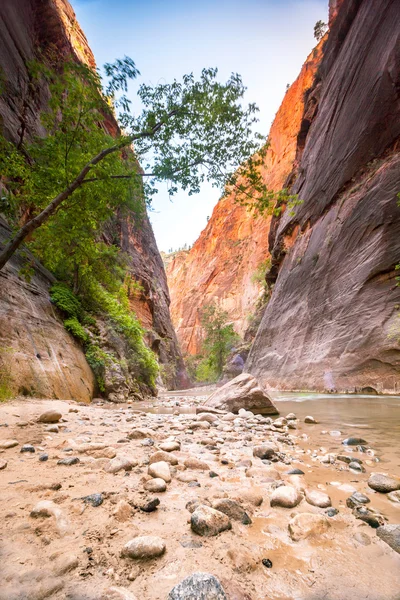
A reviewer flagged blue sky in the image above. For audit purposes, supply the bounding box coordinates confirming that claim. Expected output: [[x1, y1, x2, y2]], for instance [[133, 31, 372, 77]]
[[73, 0, 327, 252]]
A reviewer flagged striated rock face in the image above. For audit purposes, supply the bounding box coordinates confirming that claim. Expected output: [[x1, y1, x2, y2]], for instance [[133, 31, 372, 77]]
[[166, 41, 324, 355], [247, 0, 400, 393], [0, 0, 186, 395], [0, 219, 94, 401]]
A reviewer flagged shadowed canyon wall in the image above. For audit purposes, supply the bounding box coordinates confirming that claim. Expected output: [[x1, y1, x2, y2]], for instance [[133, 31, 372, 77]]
[[0, 0, 186, 399], [247, 0, 400, 393], [166, 40, 324, 356]]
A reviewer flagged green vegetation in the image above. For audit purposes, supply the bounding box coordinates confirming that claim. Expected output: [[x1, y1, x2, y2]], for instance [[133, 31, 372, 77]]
[[314, 20, 328, 41], [191, 302, 239, 383]]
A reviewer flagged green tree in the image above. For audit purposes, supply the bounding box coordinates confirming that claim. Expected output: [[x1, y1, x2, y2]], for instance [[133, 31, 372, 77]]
[[0, 58, 267, 271], [314, 20, 328, 41], [196, 302, 239, 382]]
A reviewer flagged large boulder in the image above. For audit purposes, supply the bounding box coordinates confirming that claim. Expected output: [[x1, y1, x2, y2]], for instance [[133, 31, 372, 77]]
[[204, 373, 279, 414]]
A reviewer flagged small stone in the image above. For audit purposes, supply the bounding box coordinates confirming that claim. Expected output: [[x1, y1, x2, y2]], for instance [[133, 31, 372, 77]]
[[159, 441, 181, 452], [140, 497, 160, 512], [288, 513, 330, 541], [0, 439, 18, 449], [233, 488, 263, 507], [168, 572, 227, 600], [179, 537, 203, 549], [141, 438, 155, 446], [177, 472, 198, 483], [20, 444, 35, 453], [376, 524, 400, 554], [388, 491, 400, 503], [353, 506, 385, 528], [39, 453, 49, 462], [0, 459, 8, 470], [337, 455, 352, 464], [212, 499, 251, 525], [342, 437, 367, 446], [144, 478, 167, 492], [305, 490, 332, 508], [148, 461, 171, 482], [184, 457, 210, 470], [346, 492, 370, 508], [191, 505, 232, 536], [106, 457, 137, 474], [82, 493, 103, 507], [285, 413, 296, 420], [127, 429, 150, 440], [270, 486, 302, 508], [286, 468, 304, 475], [112, 500, 133, 522], [262, 558, 273, 568], [121, 535, 166, 559], [304, 416, 317, 424], [326, 508, 339, 517], [46, 425, 59, 433], [349, 461, 365, 472], [209, 471, 218, 478], [57, 457, 80, 466], [252, 445, 277, 460], [368, 473, 400, 493], [149, 450, 178, 465], [38, 410, 62, 423]]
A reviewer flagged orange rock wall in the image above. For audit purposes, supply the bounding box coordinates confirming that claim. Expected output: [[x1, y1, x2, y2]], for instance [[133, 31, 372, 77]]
[[166, 41, 324, 356]]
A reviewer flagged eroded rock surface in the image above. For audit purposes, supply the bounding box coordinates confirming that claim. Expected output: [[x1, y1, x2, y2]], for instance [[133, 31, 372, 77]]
[[205, 374, 279, 414]]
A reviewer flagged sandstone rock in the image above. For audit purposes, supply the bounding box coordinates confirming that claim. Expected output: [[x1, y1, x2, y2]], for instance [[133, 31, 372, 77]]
[[233, 488, 263, 507], [148, 461, 171, 482], [305, 490, 332, 508], [30, 500, 69, 536], [0, 439, 18, 449], [376, 525, 400, 554], [252, 445, 277, 460], [144, 478, 167, 492], [184, 457, 210, 470], [38, 410, 62, 423], [288, 513, 330, 541], [212, 499, 251, 524], [204, 373, 278, 414], [368, 473, 400, 493], [149, 450, 178, 465], [270, 485, 302, 508], [112, 501, 133, 522], [106, 457, 137, 474], [122, 536, 166, 559], [159, 441, 180, 452], [101, 587, 138, 600], [191, 505, 232, 536], [168, 573, 227, 600]]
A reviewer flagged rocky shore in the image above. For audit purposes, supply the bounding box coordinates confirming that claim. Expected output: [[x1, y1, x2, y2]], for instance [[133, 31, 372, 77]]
[[1, 392, 400, 600]]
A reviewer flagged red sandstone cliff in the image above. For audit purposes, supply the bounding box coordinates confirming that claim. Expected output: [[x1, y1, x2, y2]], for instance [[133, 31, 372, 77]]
[[247, 0, 400, 393], [166, 40, 324, 356], [0, 0, 186, 399]]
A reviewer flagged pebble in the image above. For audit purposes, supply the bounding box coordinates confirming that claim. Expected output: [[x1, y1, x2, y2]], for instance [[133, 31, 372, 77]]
[[353, 506, 384, 528], [288, 513, 330, 541], [326, 507, 339, 517], [39, 453, 49, 462], [368, 473, 400, 493], [148, 461, 171, 482], [46, 425, 59, 433], [285, 413, 297, 420], [82, 493, 103, 507], [37, 410, 62, 423], [0, 459, 7, 469], [159, 441, 180, 452], [342, 437, 367, 446], [144, 478, 167, 492], [346, 492, 370, 508], [252, 445, 277, 459], [305, 490, 332, 508], [349, 461, 365, 472], [140, 497, 160, 512], [121, 535, 166, 559], [304, 416, 317, 424], [212, 499, 252, 524], [168, 573, 227, 600], [20, 444, 35, 453], [149, 450, 178, 465], [270, 485, 302, 508], [106, 457, 137, 474], [286, 468, 304, 475], [184, 457, 210, 470], [57, 457, 80, 466], [0, 439, 19, 449], [190, 505, 232, 536]]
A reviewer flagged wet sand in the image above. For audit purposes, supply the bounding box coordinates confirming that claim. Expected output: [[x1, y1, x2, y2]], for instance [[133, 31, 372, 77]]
[[0, 392, 400, 600]]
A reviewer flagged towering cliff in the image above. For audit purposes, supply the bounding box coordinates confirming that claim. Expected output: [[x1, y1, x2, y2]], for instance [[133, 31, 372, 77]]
[[166, 39, 324, 355], [0, 0, 186, 399], [247, 0, 400, 393]]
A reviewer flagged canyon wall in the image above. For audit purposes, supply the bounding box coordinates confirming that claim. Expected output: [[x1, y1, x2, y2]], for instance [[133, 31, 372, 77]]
[[166, 40, 324, 356], [247, 0, 400, 393], [0, 0, 186, 399]]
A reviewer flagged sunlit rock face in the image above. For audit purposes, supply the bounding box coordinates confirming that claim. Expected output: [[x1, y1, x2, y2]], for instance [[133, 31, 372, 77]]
[[247, 0, 400, 394], [165, 42, 324, 355], [0, 0, 187, 396]]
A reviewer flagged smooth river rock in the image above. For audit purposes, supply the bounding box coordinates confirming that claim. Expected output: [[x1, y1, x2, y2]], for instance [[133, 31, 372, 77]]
[[191, 505, 232, 537], [368, 473, 400, 493], [204, 373, 279, 414], [270, 486, 302, 508], [121, 536, 166, 559], [212, 499, 252, 525], [0, 439, 18, 449], [149, 450, 178, 465], [144, 478, 167, 492], [253, 445, 277, 460], [37, 410, 62, 423], [306, 490, 332, 508], [168, 572, 227, 600], [148, 461, 171, 482]]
